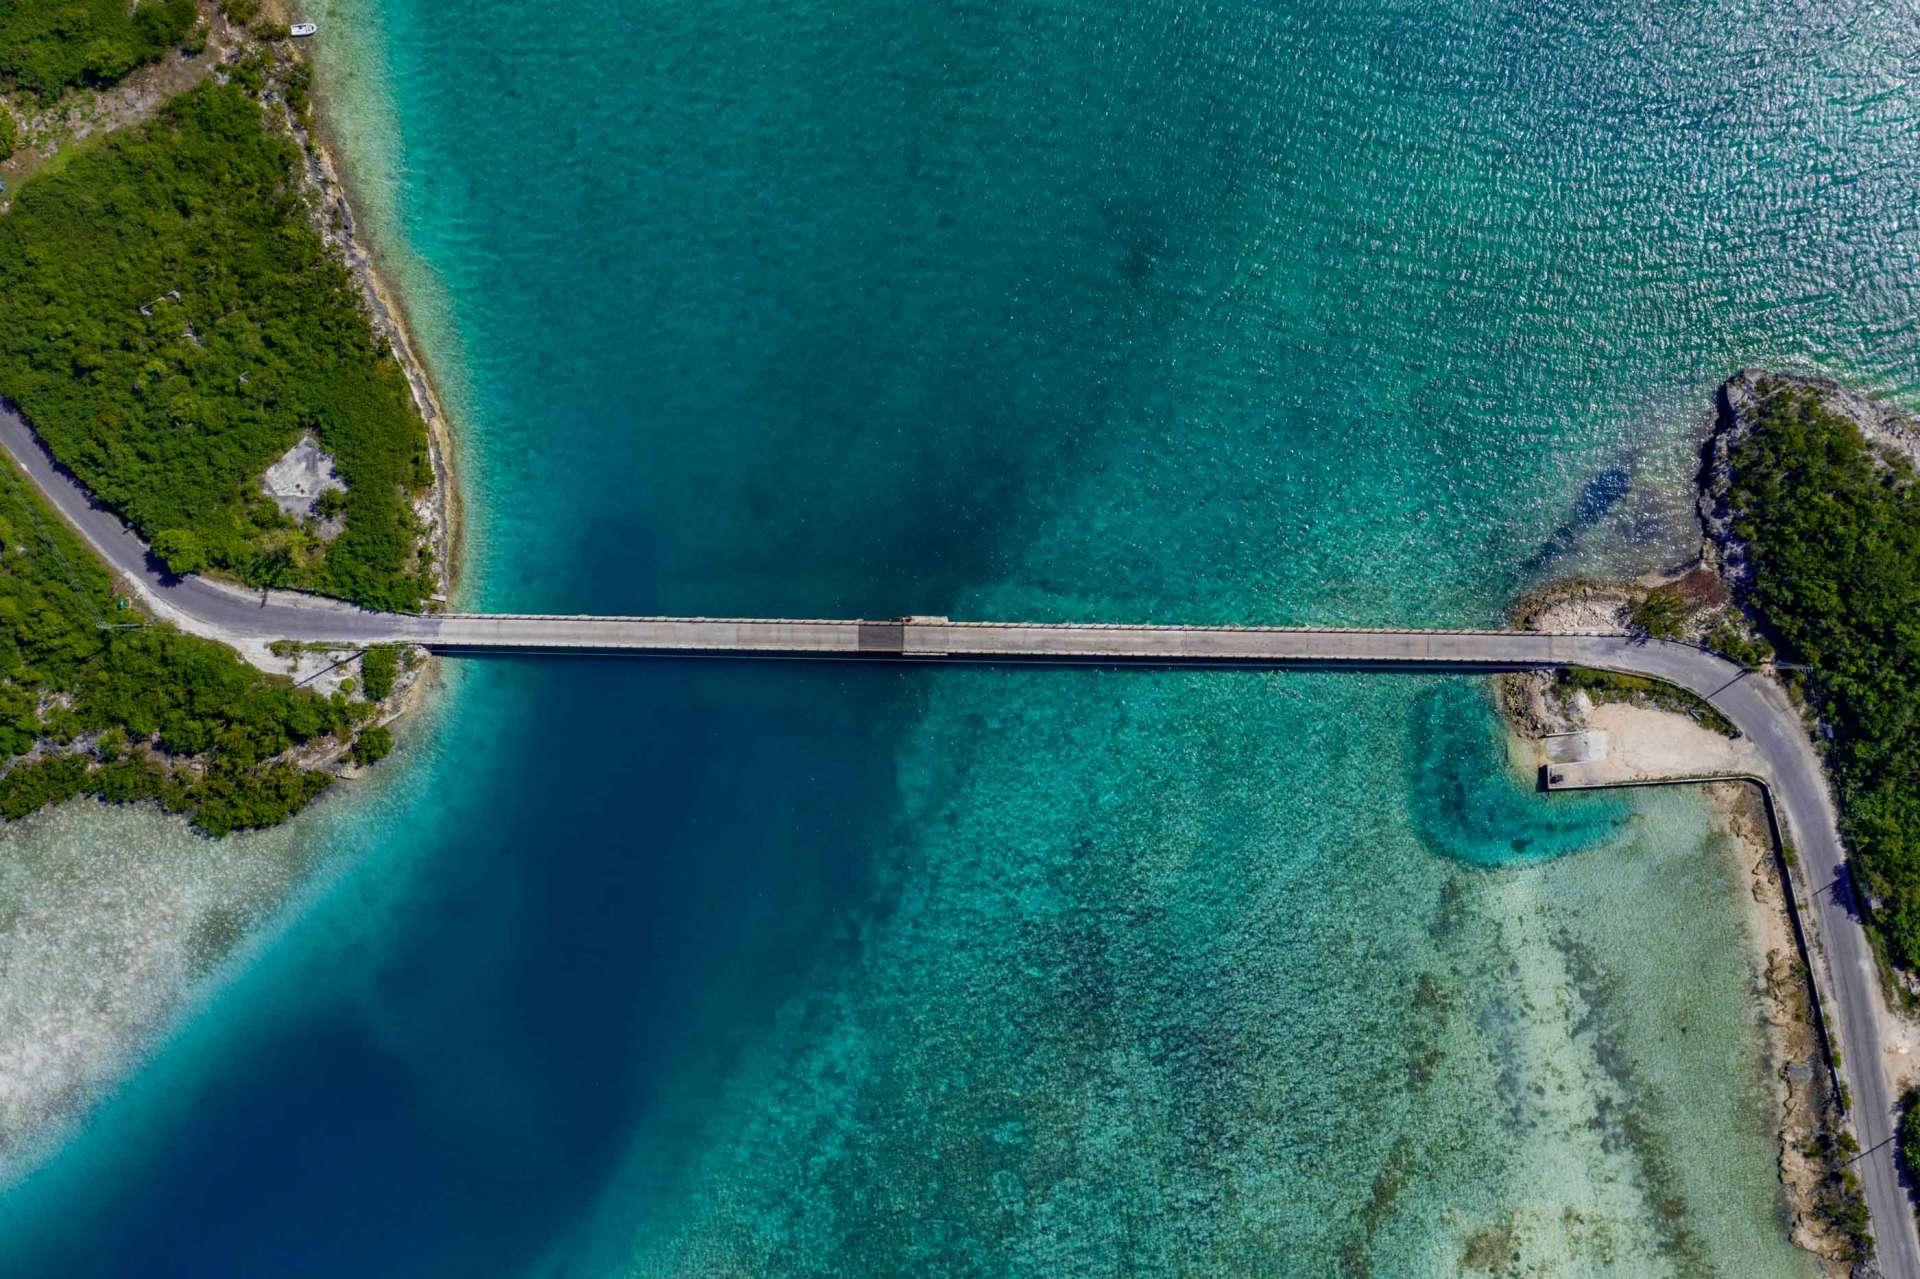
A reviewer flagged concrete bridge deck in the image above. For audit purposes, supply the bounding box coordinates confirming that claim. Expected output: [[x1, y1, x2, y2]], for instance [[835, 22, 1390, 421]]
[[415, 613, 1585, 665]]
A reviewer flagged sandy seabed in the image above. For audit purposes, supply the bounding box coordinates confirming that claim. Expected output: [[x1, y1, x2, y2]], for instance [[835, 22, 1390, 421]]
[[0, 803, 308, 1175]]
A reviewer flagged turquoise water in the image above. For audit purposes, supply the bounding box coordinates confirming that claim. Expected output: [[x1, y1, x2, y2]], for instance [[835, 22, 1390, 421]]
[[9, 0, 1920, 1271]]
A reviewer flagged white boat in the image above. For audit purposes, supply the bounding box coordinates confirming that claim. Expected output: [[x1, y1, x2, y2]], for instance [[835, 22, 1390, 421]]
[[288, 22, 318, 37]]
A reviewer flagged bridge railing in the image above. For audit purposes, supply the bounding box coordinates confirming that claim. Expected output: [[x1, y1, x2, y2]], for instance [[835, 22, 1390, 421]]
[[425, 612, 1638, 639]]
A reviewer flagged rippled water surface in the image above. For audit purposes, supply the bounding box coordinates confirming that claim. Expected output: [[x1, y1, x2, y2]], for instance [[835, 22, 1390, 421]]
[[8, 0, 1920, 1273]]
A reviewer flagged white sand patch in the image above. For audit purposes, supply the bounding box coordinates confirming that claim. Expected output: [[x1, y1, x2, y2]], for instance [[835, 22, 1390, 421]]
[[260, 434, 347, 530], [1515, 701, 1764, 788], [1580, 701, 1764, 782], [277, 646, 369, 699], [0, 802, 308, 1178]]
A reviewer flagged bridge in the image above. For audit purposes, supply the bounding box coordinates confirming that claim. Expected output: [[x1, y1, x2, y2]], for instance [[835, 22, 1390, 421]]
[[6, 402, 1918, 1276], [404, 614, 1687, 668]]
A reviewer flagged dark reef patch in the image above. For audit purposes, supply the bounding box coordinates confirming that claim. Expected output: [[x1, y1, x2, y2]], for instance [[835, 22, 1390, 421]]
[[1404, 683, 1627, 869]]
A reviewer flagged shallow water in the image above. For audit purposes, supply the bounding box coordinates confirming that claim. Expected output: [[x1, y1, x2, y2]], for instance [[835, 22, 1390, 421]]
[[8, 0, 1919, 1272], [0, 801, 311, 1171]]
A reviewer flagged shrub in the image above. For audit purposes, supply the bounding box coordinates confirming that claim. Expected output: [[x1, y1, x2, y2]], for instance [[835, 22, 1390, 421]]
[[186, 763, 332, 836], [0, 0, 196, 97], [1706, 621, 1774, 669], [1627, 587, 1688, 640], [0, 753, 87, 817], [1808, 1114, 1875, 1261], [359, 645, 399, 701], [1900, 1091, 1920, 1183], [1561, 666, 1737, 738], [151, 528, 207, 576], [349, 725, 392, 766]]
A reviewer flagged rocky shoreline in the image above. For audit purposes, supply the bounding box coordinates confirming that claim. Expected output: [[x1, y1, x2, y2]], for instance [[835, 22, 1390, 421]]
[[1700, 369, 1920, 602], [215, 4, 457, 770], [198, 6, 465, 613], [1498, 370, 1920, 1275], [284, 94, 461, 609], [260, 10, 459, 771]]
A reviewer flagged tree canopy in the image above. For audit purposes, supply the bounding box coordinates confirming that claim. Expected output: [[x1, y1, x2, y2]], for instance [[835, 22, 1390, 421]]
[[0, 446, 355, 834], [0, 0, 196, 97], [1729, 379, 1920, 967], [0, 81, 435, 612]]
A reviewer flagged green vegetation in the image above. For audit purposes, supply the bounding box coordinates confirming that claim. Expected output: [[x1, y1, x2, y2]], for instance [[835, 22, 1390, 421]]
[[1727, 380, 1920, 967], [359, 644, 399, 701], [0, 456, 360, 834], [1901, 1090, 1920, 1190], [1810, 1121, 1873, 1262], [1626, 586, 1688, 640], [1705, 620, 1774, 669], [1560, 666, 1737, 739], [151, 527, 208, 576], [349, 724, 392, 766], [0, 0, 195, 97], [0, 102, 16, 156], [0, 81, 435, 612], [1902, 1089, 1920, 1237], [0, 24, 426, 836]]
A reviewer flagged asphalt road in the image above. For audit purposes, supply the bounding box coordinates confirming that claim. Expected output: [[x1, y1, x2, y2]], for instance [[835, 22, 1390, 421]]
[[0, 403, 433, 647], [4, 400, 1915, 1275]]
